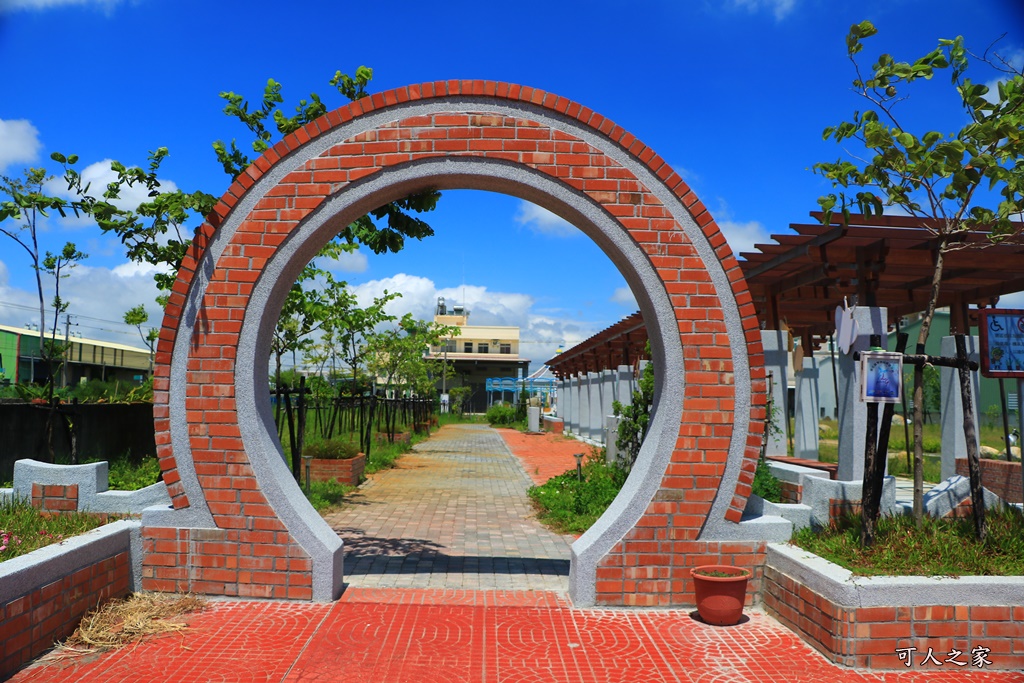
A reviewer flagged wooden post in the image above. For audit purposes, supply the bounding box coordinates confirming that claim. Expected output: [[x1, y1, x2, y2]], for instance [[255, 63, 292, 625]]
[[955, 334, 987, 541]]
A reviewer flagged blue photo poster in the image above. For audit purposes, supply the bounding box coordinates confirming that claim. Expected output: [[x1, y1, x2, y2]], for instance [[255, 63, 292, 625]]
[[860, 351, 902, 403], [979, 309, 1024, 378]]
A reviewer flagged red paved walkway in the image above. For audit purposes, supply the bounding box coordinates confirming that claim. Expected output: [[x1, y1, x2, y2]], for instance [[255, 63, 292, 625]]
[[496, 428, 589, 486], [12, 589, 1022, 682]]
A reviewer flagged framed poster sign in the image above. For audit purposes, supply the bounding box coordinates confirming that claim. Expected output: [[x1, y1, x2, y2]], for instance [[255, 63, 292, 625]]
[[860, 351, 903, 403], [979, 309, 1024, 378]]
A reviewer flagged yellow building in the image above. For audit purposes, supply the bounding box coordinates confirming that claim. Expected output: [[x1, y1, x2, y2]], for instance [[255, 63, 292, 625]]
[[426, 298, 529, 412]]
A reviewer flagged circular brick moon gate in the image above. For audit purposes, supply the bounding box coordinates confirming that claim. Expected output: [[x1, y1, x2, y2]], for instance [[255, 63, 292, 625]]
[[142, 81, 769, 606]]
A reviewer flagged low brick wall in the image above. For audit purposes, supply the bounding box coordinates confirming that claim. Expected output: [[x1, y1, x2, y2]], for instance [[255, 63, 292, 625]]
[[764, 543, 1024, 670], [308, 455, 365, 486], [542, 416, 564, 434], [779, 480, 801, 504], [31, 483, 79, 512], [0, 520, 139, 679], [956, 458, 1022, 504]]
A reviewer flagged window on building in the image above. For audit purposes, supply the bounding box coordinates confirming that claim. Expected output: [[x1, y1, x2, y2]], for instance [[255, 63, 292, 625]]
[[477, 343, 489, 354], [444, 339, 456, 353], [500, 343, 511, 354], [464, 342, 473, 353]]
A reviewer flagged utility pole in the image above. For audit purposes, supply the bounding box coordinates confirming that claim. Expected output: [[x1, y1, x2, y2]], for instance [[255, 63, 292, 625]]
[[62, 314, 75, 388]]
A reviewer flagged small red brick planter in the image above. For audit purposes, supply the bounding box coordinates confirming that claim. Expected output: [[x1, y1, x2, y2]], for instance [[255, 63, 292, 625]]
[[307, 454, 365, 486], [956, 458, 1022, 504], [764, 543, 1024, 670]]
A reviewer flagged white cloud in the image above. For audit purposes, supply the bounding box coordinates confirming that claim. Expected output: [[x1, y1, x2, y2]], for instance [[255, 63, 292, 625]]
[[728, 0, 796, 21], [322, 249, 368, 274], [984, 48, 1024, 104], [0, 0, 126, 13], [610, 286, 638, 308], [344, 273, 608, 366], [712, 198, 771, 259], [0, 257, 161, 348], [0, 119, 42, 172], [718, 219, 769, 258], [514, 201, 580, 238]]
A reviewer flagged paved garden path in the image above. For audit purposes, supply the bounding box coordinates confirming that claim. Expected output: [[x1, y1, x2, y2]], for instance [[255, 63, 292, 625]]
[[322, 423, 575, 591], [12, 425, 1024, 682]]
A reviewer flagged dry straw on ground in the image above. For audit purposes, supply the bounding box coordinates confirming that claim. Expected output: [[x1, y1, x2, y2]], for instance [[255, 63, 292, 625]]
[[53, 592, 207, 658]]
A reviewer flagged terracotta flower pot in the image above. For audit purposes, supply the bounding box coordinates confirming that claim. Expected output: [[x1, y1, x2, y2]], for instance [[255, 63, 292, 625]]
[[692, 564, 751, 625]]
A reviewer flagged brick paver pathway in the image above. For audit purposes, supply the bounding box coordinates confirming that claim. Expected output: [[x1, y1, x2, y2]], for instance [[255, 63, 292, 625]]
[[14, 589, 1023, 683], [322, 424, 574, 591], [12, 424, 1024, 682]]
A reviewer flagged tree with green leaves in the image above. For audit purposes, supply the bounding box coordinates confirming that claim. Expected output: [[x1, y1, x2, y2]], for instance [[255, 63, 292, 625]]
[[367, 314, 458, 399], [815, 21, 1024, 541], [0, 165, 89, 398], [611, 345, 654, 468], [59, 66, 440, 323]]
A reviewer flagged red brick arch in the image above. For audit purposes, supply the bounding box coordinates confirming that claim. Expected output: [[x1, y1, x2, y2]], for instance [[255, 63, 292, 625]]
[[143, 81, 769, 606]]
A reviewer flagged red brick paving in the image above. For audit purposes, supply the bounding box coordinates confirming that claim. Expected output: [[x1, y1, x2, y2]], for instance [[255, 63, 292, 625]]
[[11, 589, 1023, 682], [497, 428, 593, 486]]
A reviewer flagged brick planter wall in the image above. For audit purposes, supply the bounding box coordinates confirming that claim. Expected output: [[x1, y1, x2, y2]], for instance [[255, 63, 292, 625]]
[[956, 458, 1022, 504], [308, 455, 365, 486], [764, 543, 1024, 670], [0, 521, 138, 679], [542, 416, 564, 434], [779, 480, 801, 504]]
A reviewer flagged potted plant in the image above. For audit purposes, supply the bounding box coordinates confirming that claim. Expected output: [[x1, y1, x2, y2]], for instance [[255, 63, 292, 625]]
[[691, 564, 752, 625], [302, 439, 365, 486]]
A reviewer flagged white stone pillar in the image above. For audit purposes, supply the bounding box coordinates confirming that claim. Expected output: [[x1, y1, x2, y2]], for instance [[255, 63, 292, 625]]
[[601, 369, 616, 435], [761, 330, 790, 457], [794, 357, 820, 460], [569, 375, 580, 434], [588, 371, 602, 442], [940, 335, 981, 480], [615, 364, 633, 408], [837, 307, 888, 482]]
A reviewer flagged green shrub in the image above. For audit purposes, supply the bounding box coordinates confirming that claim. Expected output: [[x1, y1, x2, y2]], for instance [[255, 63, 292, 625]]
[[752, 456, 783, 503], [84, 453, 161, 491], [304, 479, 355, 513], [485, 402, 517, 426], [528, 451, 628, 534], [303, 439, 361, 460], [108, 456, 161, 490]]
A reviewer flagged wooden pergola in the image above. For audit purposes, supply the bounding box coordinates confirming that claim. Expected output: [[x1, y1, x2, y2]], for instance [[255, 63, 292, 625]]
[[738, 212, 1024, 349], [544, 312, 648, 379]]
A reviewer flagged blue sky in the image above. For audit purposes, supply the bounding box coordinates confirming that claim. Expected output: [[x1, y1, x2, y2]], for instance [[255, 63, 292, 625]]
[[0, 0, 1021, 367]]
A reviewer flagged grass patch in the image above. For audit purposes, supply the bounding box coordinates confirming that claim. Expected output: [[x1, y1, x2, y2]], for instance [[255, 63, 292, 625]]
[[791, 505, 1024, 576], [528, 451, 627, 534], [0, 496, 109, 561], [886, 453, 942, 483], [303, 479, 356, 513], [365, 431, 427, 474]]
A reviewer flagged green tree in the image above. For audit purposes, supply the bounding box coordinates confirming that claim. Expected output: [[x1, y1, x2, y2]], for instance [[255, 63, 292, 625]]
[[611, 346, 654, 467], [123, 304, 159, 366], [367, 314, 458, 398], [815, 21, 1024, 541], [0, 165, 89, 397], [61, 66, 440, 309]]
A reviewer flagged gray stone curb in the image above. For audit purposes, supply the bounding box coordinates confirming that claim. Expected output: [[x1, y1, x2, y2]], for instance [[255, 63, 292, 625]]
[[0, 519, 143, 604], [767, 542, 1024, 608]]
